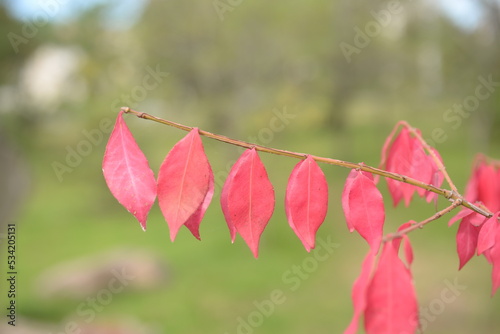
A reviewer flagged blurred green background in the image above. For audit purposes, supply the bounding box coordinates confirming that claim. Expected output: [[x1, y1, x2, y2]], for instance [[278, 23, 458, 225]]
[[1, 0, 499, 333]]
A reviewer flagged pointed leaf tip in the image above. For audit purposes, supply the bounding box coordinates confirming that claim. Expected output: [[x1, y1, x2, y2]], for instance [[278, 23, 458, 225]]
[[102, 111, 157, 229], [157, 128, 214, 241], [221, 148, 275, 258], [286, 156, 328, 251]]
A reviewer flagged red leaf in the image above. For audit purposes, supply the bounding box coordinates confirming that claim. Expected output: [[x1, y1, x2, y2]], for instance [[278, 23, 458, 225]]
[[484, 248, 494, 264], [403, 236, 414, 267], [450, 208, 487, 228], [393, 234, 415, 269], [378, 122, 404, 180], [343, 168, 374, 233], [285, 156, 328, 252], [464, 158, 480, 203], [425, 148, 445, 203], [183, 174, 214, 240], [385, 127, 414, 207], [102, 111, 157, 230], [478, 212, 499, 255], [392, 221, 413, 252], [344, 251, 376, 334], [456, 217, 481, 270], [478, 164, 499, 211], [221, 148, 275, 258], [221, 165, 238, 243], [490, 244, 500, 295], [448, 208, 473, 227], [410, 138, 433, 198], [364, 242, 419, 334], [346, 171, 385, 253], [467, 212, 488, 227], [470, 212, 488, 227], [491, 229, 500, 295], [157, 128, 214, 241], [497, 166, 500, 208], [342, 170, 357, 233], [393, 223, 414, 268]]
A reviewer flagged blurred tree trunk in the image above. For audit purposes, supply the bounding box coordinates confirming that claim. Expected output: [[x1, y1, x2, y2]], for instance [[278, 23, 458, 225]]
[[472, 0, 500, 149], [0, 130, 30, 231], [327, 0, 357, 133]]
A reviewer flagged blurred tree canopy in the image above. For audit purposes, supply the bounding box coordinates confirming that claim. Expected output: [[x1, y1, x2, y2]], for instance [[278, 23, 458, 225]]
[[1, 0, 498, 144], [0, 0, 498, 203]]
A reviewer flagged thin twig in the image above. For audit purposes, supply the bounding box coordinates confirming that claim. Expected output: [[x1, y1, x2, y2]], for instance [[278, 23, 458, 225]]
[[383, 199, 464, 242], [121, 107, 492, 218], [406, 124, 459, 193]]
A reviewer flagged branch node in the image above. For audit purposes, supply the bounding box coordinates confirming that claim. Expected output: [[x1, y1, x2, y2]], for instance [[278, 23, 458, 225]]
[[444, 190, 454, 199]]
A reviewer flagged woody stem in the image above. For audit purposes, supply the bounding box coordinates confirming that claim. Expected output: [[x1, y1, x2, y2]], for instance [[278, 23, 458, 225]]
[[121, 107, 492, 218], [383, 199, 463, 242]]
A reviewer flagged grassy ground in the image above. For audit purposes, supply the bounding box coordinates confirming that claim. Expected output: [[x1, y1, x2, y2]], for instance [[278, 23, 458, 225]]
[[3, 114, 500, 334]]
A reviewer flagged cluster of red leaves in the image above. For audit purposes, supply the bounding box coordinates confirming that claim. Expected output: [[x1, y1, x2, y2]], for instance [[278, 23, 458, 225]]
[[102, 112, 330, 258], [380, 123, 444, 206], [341, 123, 445, 334], [344, 127, 500, 333], [103, 113, 498, 334], [448, 154, 500, 294]]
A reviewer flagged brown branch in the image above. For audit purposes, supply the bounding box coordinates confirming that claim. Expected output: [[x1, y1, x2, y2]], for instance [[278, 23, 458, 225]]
[[383, 199, 464, 242], [121, 107, 492, 219]]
